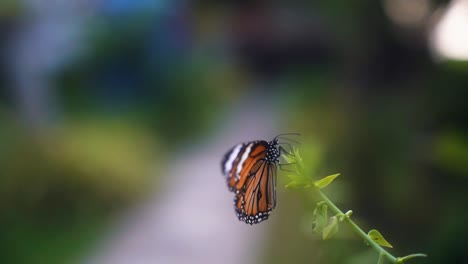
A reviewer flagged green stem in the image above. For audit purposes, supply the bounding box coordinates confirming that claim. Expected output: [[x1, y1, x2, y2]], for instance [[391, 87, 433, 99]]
[[397, 253, 428, 263], [318, 189, 398, 263]]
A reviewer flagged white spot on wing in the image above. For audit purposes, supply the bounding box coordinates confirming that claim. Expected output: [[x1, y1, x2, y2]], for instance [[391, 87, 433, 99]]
[[223, 144, 243, 175], [236, 143, 253, 180]]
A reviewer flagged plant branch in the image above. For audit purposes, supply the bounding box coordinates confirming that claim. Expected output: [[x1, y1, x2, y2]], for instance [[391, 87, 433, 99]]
[[318, 189, 398, 263], [283, 148, 426, 263]]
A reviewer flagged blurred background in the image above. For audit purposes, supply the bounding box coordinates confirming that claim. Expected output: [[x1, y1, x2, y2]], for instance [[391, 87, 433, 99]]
[[1, 0, 467, 263]]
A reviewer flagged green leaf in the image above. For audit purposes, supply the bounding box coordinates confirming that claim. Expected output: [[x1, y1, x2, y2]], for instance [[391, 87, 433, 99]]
[[282, 147, 306, 175], [312, 202, 328, 233], [282, 153, 296, 164], [285, 181, 307, 188], [282, 147, 301, 164], [285, 174, 314, 188], [323, 216, 339, 240], [368, 229, 393, 248], [313, 173, 340, 189]]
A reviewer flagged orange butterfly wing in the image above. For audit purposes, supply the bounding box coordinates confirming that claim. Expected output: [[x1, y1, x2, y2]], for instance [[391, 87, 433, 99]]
[[222, 140, 279, 224], [222, 142, 267, 192], [236, 161, 277, 224]]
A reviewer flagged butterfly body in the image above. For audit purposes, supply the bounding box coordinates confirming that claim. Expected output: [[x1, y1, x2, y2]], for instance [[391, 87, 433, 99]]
[[222, 138, 280, 225]]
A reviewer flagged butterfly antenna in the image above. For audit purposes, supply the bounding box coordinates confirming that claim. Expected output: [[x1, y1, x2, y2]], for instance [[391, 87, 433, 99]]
[[276, 136, 302, 144], [274, 132, 301, 139]]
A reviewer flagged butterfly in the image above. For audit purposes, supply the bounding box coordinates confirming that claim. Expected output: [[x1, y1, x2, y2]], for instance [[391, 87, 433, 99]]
[[221, 134, 298, 225]]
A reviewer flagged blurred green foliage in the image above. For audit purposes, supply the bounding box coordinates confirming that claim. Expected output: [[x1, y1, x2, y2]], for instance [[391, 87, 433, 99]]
[[0, 111, 160, 264]]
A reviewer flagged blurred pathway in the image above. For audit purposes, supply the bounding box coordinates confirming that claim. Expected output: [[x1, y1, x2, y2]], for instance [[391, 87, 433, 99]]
[[88, 95, 281, 264]]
